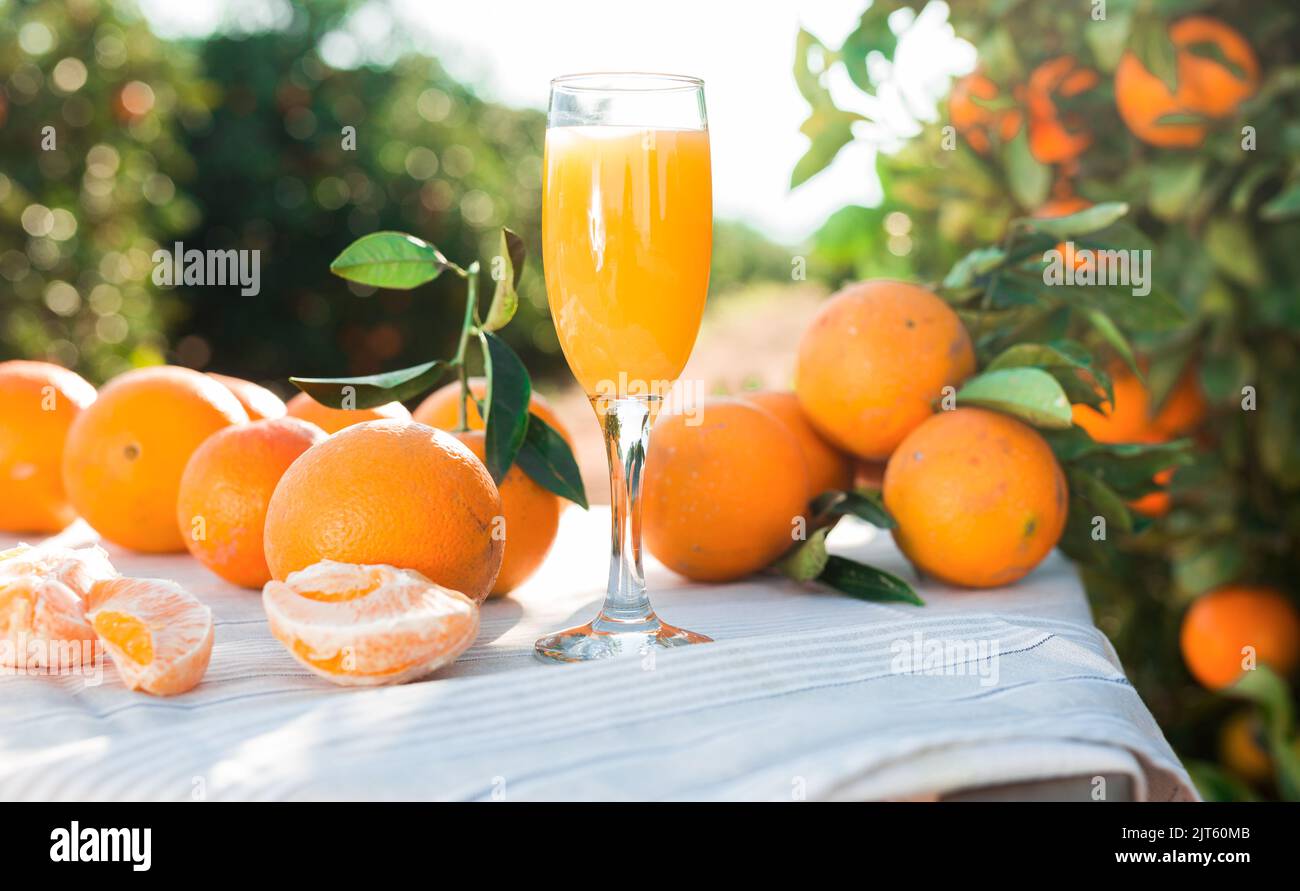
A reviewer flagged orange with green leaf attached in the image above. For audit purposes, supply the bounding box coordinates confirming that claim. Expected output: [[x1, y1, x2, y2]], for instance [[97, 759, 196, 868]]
[[1115, 16, 1260, 148]]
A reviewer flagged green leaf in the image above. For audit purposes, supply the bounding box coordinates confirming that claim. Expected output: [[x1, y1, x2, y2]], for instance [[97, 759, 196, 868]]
[[1069, 438, 1192, 496], [1261, 182, 1300, 221], [1132, 16, 1179, 93], [1149, 159, 1207, 221], [956, 368, 1073, 428], [290, 359, 449, 410], [328, 231, 454, 289], [774, 528, 831, 582], [1067, 469, 1134, 535], [839, 9, 897, 93], [1206, 217, 1266, 287], [1002, 128, 1051, 210], [1059, 283, 1186, 334], [1085, 7, 1132, 72], [481, 331, 531, 484], [791, 108, 861, 189], [1225, 668, 1300, 801], [1079, 307, 1139, 376], [1017, 202, 1129, 238], [988, 340, 1113, 408], [482, 228, 525, 332], [943, 246, 1006, 290], [810, 488, 896, 529], [515, 412, 588, 509], [819, 556, 924, 606]]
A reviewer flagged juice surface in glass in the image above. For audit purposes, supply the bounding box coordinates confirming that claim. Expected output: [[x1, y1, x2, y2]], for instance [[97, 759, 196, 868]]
[[543, 126, 712, 396]]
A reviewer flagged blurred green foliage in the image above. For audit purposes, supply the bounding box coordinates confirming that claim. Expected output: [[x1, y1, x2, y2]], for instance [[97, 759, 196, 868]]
[[0, 0, 201, 380], [795, 0, 1300, 799], [1, 0, 792, 393]]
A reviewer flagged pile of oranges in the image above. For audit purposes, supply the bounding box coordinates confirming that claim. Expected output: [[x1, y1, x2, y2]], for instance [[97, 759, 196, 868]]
[[642, 278, 1069, 591], [0, 359, 571, 692]]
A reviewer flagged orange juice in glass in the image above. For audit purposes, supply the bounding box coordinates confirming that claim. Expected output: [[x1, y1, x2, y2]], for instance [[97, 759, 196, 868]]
[[544, 126, 712, 396], [536, 73, 713, 662]]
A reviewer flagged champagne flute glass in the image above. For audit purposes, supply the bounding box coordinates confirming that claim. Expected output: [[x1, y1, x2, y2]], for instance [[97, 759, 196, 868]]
[[535, 72, 713, 662]]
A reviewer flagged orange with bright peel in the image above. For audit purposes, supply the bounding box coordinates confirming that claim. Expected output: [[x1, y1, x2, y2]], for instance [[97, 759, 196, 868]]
[[1115, 16, 1260, 148], [452, 430, 560, 597], [0, 360, 97, 533], [208, 373, 287, 421], [263, 560, 479, 686], [284, 391, 410, 434], [1180, 584, 1300, 690], [62, 366, 249, 552], [644, 399, 809, 583], [739, 390, 853, 498], [177, 418, 327, 588], [795, 280, 975, 462], [88, 576, 214, 696], [263, 420, 503, 602], [884, 408, 1068, 588]]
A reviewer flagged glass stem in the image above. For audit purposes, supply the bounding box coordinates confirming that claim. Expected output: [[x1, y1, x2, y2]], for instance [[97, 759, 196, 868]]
[[595, 395, 658, 628]]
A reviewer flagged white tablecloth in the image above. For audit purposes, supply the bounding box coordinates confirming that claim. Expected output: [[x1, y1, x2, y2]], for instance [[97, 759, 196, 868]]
[[0, 508, 1196, 801]]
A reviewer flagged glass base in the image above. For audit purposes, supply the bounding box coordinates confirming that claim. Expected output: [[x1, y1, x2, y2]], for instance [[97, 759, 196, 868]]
[[534, 611, 712, 663]]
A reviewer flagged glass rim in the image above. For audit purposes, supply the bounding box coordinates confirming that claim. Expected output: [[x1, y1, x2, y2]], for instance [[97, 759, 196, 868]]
[[550, 72, 704, 93]]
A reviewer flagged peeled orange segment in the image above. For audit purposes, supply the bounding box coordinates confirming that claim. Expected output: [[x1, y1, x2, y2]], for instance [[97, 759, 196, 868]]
[[0, 542, 118, 601], [87, 577, 214, 696], [0, 576, 99, 670], [262, 560, 480, 687]]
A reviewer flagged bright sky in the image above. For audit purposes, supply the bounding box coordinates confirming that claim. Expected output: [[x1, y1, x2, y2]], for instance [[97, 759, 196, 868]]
[[138, 0, 972, 244]]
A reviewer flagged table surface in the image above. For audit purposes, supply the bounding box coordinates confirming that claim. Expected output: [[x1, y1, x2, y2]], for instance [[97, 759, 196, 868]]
[[0, 508, 1197, 801]]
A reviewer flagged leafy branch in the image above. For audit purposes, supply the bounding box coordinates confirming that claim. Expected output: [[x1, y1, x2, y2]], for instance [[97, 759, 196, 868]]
[[290, 228, 587, 508]]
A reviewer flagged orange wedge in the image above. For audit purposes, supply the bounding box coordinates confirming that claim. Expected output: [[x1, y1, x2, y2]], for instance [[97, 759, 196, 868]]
[[87, 577, 214, 696], [262, 560, 479, 687], [0, 544, 117, 670], [0, 543, 118, 600]]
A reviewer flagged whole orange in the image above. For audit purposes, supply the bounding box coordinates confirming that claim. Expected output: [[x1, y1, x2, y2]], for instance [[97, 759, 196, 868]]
[[452, 430, 561, 597], [263, 420, 503, 602], [208, 373, 287, 421], [643, 399, 809, 583], [62, 366, 248, 552], [1181, 585, 1300, 690], [948, 72, 1022, 154], [884, 408, 1068, 588], [1115, 17, 1259, 148], [795, 280, 975, 461], [739, 390, 853, 498], [177, 418, 327, 588], [413, 377, 571, 444], [284, 391, 410, 434], [0, 360, 97, 533]]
